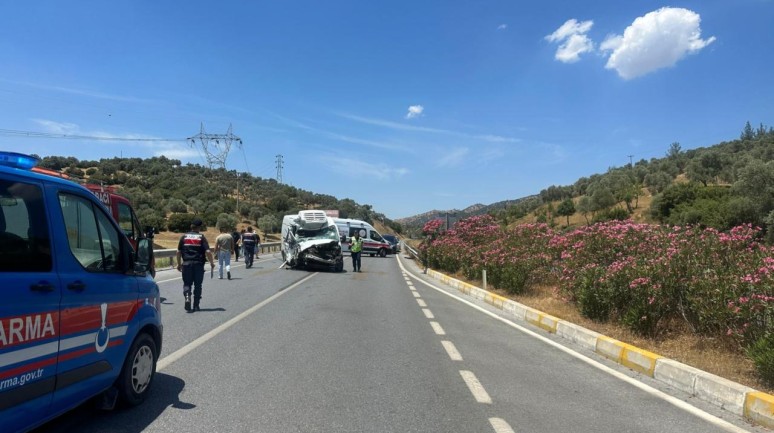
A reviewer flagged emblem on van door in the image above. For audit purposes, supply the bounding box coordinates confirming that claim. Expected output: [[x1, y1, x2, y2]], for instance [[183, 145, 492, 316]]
[[94, 303, 110, 353]]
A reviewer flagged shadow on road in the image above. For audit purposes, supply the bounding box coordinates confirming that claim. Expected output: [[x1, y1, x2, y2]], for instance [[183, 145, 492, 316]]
[[32, 373, 192, 433]]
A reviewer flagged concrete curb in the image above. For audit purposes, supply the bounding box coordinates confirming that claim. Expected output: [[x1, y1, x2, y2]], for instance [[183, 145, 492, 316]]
[[419, 266, 774, 429]]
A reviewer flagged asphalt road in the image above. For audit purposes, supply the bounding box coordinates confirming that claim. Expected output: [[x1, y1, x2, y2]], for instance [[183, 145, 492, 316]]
[[33, 251, 767, 432]]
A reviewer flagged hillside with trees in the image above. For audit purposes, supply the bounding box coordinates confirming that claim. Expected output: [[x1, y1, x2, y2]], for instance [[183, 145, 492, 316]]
[[401, 121, 774, 240], [35, 155, 404, 236]]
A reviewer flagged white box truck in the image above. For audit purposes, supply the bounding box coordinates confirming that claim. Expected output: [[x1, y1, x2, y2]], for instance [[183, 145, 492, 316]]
[[281, 210, 344, 272]]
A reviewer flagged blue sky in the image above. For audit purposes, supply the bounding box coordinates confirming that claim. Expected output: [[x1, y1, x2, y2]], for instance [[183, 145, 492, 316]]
[[1, 1, 772, 219]]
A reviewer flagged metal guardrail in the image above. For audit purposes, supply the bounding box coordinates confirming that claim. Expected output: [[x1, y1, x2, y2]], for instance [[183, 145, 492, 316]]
[[153, 242, 282, 268], [403, 242, 420, 260]]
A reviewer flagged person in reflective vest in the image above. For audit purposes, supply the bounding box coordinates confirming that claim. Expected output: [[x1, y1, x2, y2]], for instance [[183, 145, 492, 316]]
[[350, 230, 363, 272]]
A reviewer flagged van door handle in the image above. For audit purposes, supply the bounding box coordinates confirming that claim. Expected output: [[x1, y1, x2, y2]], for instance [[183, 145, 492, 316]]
[[30, 282, 55, 292], [67, 282, 86, 291]]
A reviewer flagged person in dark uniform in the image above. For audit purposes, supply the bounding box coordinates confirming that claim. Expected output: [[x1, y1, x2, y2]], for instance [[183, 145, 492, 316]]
[[176, 218, 215, 312], [241, 226, 258, 268], [232, 229, 242, 262]]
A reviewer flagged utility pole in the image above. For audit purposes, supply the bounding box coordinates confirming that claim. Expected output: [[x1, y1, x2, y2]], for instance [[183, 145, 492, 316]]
[[628, 154, 634, 168], [275, 154, 284, 184]]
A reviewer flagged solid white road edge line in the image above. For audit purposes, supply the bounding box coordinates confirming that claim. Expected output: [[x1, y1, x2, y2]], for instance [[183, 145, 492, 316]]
[[460, 370, 492, 404], [157, 273, 318, 371], [396, 256, 752, 433]]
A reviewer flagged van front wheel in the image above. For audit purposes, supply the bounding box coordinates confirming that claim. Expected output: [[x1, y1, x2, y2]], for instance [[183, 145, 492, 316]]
[[378, 248, 387, 258], [117, 333, 157, 406]]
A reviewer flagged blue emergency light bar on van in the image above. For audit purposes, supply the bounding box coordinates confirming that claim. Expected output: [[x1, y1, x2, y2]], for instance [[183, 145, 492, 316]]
[[0, 151, 39, 170]]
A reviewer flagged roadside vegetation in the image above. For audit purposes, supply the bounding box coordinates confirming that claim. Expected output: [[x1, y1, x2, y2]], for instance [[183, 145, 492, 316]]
[[415, 122, 774, 392]]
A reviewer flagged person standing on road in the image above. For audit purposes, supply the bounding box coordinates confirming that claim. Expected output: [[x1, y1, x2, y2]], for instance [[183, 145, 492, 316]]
[[214, 226, 234, 280], [240, 228, 246, 258], [255, 231, 261, 258], [176, 218, 215, 312], [231, 229, 241, 262], [350, 230, 363, 272], [242, 226, 258, 268]]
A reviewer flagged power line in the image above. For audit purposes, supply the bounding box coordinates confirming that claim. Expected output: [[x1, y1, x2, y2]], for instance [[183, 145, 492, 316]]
[[0, 128, 185, 142]]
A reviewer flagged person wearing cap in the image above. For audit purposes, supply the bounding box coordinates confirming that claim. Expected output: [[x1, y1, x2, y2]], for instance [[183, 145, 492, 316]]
[[176, 218, 215, 312]]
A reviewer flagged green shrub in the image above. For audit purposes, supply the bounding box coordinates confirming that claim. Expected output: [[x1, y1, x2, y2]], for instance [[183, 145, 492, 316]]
[[167, 213, 203, 232], [748, 334, 774, 387], [216, 213, 238, 232]]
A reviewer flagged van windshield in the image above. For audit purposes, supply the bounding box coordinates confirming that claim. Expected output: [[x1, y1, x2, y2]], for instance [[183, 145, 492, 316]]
[[296, 225, 339, 241]]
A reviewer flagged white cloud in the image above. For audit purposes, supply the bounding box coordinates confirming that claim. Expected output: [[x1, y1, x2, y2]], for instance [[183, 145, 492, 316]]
[[151, 144, 200, 159], [33, 119, 80, 135], [436, 147, 469, 168], [405, 105, 424, 119], [546, 19, 593, 43], [337, 112, 520, 143], [320, 155, 408, 180], [497, 24, 507, 30], [555, 33, 595, 63], [545, 19, 595, 63], [600, 7, 716, 79]]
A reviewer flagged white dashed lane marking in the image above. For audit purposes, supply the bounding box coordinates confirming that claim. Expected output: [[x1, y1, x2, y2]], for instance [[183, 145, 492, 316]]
[[430, 321, 446, 335], [416, 299, 427, 307], [422, 308, 435, 319], [441, 340, 463, 361], [489, 418, 516, 433], [460, 370, 492, 404], [412, 291, 421, 298]]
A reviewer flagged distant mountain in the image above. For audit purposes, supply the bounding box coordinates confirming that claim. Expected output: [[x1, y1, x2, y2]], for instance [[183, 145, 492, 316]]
[[397, 195, 539, 234]]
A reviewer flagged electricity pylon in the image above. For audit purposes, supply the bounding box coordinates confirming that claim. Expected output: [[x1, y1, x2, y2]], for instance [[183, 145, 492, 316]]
[[187, 123, 243, 170], [275, 154, 284, 184]]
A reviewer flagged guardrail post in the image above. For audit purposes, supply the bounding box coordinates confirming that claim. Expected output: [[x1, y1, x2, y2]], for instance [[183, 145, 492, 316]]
[[483, 269, 487, 292]]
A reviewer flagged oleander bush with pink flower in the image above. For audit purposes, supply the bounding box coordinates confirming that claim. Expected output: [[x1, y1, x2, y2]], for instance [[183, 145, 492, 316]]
[[421, 216, 774, 384]]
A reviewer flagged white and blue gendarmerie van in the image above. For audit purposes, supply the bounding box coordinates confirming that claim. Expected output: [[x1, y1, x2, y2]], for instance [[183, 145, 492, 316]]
[[0, 152, 162, 432]]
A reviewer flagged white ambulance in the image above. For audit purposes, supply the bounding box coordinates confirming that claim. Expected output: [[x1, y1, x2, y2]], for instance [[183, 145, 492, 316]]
[[333, 218, 394, 257]]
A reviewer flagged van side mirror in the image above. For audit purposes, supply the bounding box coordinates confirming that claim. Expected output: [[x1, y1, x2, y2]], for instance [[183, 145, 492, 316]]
[[134, 238, 153, 276]]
